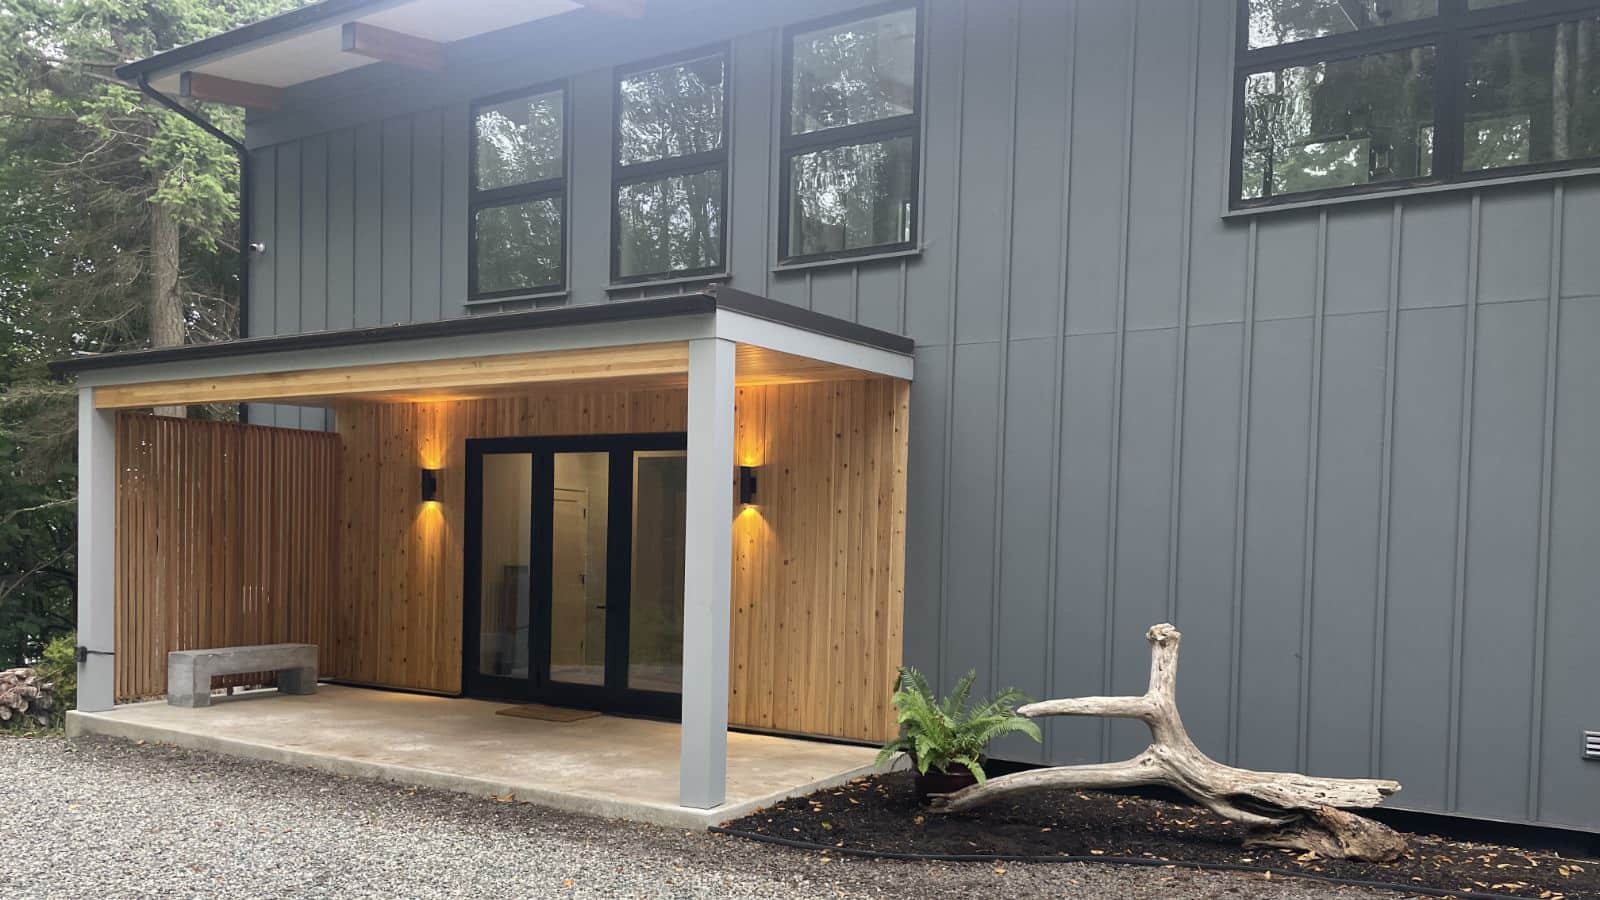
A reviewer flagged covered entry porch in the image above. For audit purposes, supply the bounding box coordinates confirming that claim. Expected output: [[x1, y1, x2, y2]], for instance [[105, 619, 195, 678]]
[[67, 684, 879, 828], [54, 287, 913, 814]]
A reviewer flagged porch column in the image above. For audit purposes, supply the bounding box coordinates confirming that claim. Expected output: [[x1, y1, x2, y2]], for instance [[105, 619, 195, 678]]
[[77, 389, 117, 712], [679, 337, 735, 809]]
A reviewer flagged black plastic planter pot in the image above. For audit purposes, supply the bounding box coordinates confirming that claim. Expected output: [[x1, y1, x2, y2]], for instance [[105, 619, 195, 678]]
[[914, 770, 978, 802]]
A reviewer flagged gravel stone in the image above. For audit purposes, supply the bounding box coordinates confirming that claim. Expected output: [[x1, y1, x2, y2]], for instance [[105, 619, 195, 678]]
[[0, 735, 1394, 898]]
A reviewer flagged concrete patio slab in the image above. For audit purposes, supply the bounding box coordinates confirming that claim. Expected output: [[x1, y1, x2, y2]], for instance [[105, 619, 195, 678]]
[[66, 684, 879, 829]]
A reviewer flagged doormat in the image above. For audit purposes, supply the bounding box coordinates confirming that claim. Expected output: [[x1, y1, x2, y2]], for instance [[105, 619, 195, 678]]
[[494, 703, 601, 723]]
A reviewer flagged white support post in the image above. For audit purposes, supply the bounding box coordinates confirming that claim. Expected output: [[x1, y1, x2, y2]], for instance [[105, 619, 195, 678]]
[[679, 337, 736, 810], [76, 389, 117, 712]]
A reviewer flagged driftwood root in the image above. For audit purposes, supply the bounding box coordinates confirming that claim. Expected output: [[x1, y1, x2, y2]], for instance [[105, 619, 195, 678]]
[[931, 624, 1406, 862], [1246, 805, 1409, 863]]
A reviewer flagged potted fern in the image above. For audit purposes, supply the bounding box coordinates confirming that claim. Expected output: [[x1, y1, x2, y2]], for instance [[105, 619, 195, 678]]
[[875, 667, 1042, 800]]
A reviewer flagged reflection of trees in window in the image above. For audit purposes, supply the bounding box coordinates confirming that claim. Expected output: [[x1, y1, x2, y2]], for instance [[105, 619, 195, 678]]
[[1248, 0, 1437, 50], [1234, 1, 1597, 205], [791, 8, 916, 134], [617, 56, 725, 165], [612, 51, 728, 282], [470, 86, 566, 298], [781, 5, 920, 264], [789, 138, 914, 258], [1243, 47, 1434, 198], [1465, 18, 1599, 170], [616, 172, 722, 278], [475, 199, 563, 295], [475, 92, 563, 190]]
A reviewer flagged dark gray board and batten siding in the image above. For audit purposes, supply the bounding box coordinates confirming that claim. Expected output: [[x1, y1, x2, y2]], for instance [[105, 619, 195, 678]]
[[241, 0, 1600, 831]]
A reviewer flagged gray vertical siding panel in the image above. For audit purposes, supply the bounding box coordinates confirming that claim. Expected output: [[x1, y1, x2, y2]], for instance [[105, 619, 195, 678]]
[[1172, 322, 1243, 759], [1109, 328, 1177, 759], [942, 342, 1001, 696], [902, 347, 947, 682], [440, 105, 469, 313], [248, 145, 276, 339], [300, 133, 329, 335], [236, 0, 1600, 829], [326, 128, 356, 330], [902, 345, 949, 692], [1558, 182, 1600, 298], [411, 107, 444, 322], [380, 116, 413, 324], [275, 142, 302, 335], [1538, 296, 1600, 829], [729, 31, 775, 306], [1007, 0, 1070, 342], [1050, 332, 1115, 763], [353, 120, 383, 328], [1381, 304, 1467, 811], [900, 0, 961, 345], [568, 70, 612, 305], [1307, 310, 1386, 778], [1236, 316, 1313, 774], [992, 335, 1058, 764], [1457, 297, 1547, 820]]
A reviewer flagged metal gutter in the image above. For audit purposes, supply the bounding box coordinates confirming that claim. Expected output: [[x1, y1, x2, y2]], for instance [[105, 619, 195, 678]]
[[136, 75, 254, 339]]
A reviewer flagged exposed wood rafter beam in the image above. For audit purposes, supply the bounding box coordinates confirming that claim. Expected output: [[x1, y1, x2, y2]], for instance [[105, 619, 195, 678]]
[[340, 21, 444, 72], [179, 71, 283, 111], [573, 0, 647, 18]]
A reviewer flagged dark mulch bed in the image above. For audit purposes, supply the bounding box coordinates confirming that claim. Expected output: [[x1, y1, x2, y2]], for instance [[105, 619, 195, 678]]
[[722, 772, 1598, 900]]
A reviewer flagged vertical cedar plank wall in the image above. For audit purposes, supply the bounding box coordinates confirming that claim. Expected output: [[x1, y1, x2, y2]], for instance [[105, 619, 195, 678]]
[[114, 414, 340, 701], [333, 380, 908, 742]]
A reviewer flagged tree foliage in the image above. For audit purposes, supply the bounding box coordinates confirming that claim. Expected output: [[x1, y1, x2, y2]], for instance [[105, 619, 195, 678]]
[[0, 0, 301, 665]]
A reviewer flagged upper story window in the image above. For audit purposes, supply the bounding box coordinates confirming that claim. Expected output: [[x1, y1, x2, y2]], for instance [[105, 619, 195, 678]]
[[612, 48, 729, 283], [471, 85, 567, 300], [1233, 0, 1600, 208], [780, 3, 922, 264]]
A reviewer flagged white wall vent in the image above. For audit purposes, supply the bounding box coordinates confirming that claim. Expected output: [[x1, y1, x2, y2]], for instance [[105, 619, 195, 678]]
[[1585, 731, 1600, 761]]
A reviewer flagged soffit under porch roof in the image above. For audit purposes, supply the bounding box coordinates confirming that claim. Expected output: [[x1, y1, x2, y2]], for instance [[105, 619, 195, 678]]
[[48, 289, 914, 409], [115, 0, 642, 98]]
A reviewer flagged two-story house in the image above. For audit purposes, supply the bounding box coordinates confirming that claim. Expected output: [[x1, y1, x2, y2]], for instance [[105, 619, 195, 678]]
[[52, 0, 1600, 832]]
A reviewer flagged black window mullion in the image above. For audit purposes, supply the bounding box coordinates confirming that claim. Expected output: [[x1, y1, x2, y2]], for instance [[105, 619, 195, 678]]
[[471, 179, 564, 211], [613, 149, 727, 185], [782, 115, 920, 153]]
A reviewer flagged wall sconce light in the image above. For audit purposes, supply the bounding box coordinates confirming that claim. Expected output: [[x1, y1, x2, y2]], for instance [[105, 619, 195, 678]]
[[420, 468, 440, 503], [738, 465, 759, 506]]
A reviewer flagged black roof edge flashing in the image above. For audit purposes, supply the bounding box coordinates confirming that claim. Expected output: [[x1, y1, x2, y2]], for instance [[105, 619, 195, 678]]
[[47, 287, 914, 381]]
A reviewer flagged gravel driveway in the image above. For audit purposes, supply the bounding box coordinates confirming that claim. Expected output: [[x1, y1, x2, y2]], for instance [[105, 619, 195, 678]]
[[0, 735, 1391, 899]]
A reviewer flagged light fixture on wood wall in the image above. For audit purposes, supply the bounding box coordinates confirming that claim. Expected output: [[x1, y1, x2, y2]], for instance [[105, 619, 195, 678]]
[[738, 465, 759, 506], [420, 467, 440, 503]]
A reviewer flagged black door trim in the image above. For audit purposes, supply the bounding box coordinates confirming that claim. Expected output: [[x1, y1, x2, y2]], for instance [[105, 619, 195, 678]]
[[462, 432, 688, 720]]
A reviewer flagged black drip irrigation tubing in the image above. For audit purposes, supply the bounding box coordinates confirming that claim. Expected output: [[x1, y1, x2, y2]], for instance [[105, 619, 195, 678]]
[[709, 826, 1535, 900]]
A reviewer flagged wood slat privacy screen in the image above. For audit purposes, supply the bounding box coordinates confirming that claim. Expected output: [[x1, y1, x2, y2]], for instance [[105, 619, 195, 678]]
[[115, 414, 339, 701]]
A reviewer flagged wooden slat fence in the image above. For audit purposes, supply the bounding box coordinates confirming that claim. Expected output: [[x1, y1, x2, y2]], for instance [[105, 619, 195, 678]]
[[115, 414, 339, 701]]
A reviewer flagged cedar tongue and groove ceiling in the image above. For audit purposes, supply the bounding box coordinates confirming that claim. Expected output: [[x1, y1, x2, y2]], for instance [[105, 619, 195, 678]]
[[121, 0, 646, 107]]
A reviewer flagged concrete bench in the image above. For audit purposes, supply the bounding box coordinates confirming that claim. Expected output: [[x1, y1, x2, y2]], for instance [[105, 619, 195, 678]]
[[167, 644, 318, 708]]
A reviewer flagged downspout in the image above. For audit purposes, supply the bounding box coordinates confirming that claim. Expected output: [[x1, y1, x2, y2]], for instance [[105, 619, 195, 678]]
[[136, 74, 253, 339]]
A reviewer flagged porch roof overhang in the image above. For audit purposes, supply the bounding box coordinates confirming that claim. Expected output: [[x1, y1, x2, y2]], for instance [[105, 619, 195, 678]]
[[113, 0, 643, 100], [48, 287, 914, 409]]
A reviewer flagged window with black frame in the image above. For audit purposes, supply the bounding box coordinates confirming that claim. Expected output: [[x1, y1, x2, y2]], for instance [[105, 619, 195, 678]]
[[471, 85, 567, 300], [780, 4, 921, 265], [1234, 0, 1600, 207], [612, 49, 729, 283]]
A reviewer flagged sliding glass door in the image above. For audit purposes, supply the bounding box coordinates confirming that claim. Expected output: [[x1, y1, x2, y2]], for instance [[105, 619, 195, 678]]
[[464, 434, 687, 718]]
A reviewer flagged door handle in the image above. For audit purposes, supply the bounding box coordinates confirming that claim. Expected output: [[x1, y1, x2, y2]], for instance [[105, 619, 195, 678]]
[[594, 604, 607, 610]]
